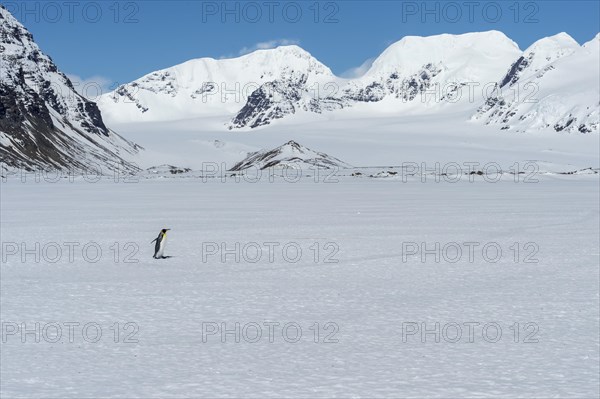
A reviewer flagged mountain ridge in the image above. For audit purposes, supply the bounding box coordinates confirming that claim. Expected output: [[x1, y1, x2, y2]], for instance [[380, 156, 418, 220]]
[[98, 30, 599, 133]]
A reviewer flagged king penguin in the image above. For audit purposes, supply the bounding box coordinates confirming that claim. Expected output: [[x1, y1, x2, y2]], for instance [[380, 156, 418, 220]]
[[151, 229, 170, 259]]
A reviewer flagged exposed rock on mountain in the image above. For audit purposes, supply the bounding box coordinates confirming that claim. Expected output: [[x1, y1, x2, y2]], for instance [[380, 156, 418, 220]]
[[229, 140, 352, 171], [473, 33, 599, 133], [0, 5, 141, 172]]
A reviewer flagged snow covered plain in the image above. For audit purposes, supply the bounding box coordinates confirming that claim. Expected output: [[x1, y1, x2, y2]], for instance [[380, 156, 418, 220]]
[[1, 173, 599, 398]]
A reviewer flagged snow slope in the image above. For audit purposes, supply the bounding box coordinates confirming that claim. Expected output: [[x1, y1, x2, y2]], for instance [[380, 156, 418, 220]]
[[474, 33, 599, 133]]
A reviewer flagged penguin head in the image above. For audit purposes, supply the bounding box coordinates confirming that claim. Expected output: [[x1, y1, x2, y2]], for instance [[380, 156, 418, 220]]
[[162, 228, 170, 233]]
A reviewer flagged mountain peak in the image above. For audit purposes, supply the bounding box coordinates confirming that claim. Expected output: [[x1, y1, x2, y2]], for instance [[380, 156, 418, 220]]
[[180, 44, 318, 67], [366, 30, 520, 77], [397, 30, 515, 45], [553, 32, 578, 41], [283, 140, 303, 149], [0, 4, 37, 61], [254, 44, 309, 56], [524, 32, 580, 55], [497, 32, 583, 88], [229, 141, 352, 171], [237, 44, 330, 72]]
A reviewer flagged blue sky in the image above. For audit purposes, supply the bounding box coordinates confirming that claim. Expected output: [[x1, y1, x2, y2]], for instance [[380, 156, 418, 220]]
[[4, 0, 599, 90]]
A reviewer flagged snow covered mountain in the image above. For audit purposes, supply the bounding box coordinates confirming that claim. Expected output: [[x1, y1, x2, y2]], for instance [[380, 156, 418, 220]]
[[98, 45, 338, 126], [228, 32, 524, 128], [100, 31, 529, 129], [229, 140, 352, 171], [345, 31, 521, 106], [473, 33, 599, 133], [0, 5, 141, 172], [496, 33, 580, 88], [97, 29, 599, 134]]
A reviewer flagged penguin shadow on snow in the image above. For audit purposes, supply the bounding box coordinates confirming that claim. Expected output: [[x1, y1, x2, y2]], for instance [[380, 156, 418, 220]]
[[151, 228, 174, 259]]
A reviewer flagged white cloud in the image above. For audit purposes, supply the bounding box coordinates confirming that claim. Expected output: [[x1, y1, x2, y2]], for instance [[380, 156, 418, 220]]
[[236, 39, 301, 56], [340, 58, 375, 79], [66, 74, 113, 101]]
